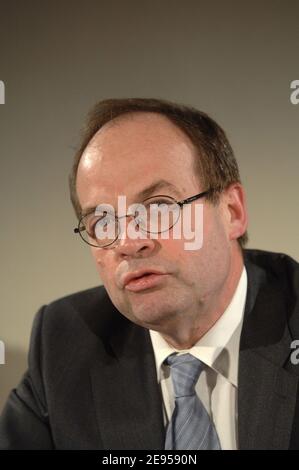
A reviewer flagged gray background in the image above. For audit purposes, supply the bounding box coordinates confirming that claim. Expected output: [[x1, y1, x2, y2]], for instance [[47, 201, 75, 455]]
[[0, 0, 298, 411]]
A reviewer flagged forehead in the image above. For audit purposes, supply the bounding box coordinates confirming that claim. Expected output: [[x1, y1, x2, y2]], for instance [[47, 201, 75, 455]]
[[76, 112, 201, 207]]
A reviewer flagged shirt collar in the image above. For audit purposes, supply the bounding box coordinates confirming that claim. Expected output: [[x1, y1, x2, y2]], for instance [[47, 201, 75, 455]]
[[150, 266, 247, 387]]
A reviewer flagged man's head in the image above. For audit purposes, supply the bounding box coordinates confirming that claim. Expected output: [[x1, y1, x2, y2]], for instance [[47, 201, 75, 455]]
[[70, 99, 248, 347]]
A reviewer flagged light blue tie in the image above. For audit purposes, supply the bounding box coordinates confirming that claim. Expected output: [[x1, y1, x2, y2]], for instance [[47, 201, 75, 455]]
[[164, 353, 221, 450]]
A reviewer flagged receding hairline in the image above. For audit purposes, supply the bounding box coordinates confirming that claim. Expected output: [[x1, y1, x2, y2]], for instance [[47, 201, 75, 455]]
[[69, 97, 248, 247], [75, 109, 210, 216], [81, 109, 196, 156]]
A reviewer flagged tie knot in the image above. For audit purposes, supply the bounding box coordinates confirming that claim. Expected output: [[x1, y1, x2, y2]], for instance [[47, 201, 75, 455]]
[[165, 353, 204, 398]]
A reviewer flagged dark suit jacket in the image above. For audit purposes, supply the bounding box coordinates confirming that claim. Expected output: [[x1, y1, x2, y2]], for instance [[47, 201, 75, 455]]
[[1, 249, 299, 450]]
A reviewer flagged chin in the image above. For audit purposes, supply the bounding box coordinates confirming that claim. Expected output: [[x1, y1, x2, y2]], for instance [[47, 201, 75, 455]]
[[113, 285, 190, 328], [129, 296, 183, 329]]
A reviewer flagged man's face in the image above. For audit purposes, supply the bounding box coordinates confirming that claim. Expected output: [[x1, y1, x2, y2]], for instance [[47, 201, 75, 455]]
[[76, 113, 242, 333]]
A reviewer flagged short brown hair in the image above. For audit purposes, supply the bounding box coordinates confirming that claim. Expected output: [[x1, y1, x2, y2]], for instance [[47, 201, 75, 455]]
[[69, 98, 248, 247]]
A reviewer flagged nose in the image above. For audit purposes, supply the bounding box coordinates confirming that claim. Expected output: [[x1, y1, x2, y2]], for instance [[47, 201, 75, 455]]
[[115, 216, 156, 258]]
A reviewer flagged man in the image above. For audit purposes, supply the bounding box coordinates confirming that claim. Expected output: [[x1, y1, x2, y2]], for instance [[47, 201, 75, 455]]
[[1, 98, 299, 449]]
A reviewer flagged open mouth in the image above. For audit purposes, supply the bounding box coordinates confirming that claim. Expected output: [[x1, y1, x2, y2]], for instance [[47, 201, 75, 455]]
[[124, 272, 168, 292]]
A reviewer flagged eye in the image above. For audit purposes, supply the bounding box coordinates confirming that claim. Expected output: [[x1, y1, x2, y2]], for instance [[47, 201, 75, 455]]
[[147, 200, 176, 213], [95, 219, 107, 231], [95, 213, 114, 228], [149, 198, 173, 205], [144, 197, 175, 209], [86, 212, 114, 236]]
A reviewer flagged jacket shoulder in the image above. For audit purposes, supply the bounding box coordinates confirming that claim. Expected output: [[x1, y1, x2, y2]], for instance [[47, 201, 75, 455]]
[[39, 285, 125, 341], [243, 248, 299, 336], [244, 248, 299, 283], [46, 285, 107, 309]]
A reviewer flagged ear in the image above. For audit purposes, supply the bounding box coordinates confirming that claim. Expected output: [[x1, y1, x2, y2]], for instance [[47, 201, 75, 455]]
[[222, 183, 248, 242]]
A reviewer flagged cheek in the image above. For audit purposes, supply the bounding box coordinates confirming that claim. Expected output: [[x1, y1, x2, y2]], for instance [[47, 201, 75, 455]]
[[201, 215, 231, 279], [91, 247, 103, 265], [202, 204, 228, 247], [180, 210, 228, 274], [90, 248, 115, 284]]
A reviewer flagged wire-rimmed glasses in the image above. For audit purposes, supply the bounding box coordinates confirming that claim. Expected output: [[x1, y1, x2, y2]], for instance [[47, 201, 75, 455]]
[[74, 188, 215, 248]]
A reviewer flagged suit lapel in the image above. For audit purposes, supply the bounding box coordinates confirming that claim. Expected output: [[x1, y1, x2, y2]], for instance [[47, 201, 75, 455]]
[[84, 252, 299, 450], [239, 255, 299, 449], [89, 313, 165, 450], [238, 348, 298, 449]]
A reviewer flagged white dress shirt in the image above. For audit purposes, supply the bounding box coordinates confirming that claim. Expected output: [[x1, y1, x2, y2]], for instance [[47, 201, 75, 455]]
[[149, 266, 247, 450]]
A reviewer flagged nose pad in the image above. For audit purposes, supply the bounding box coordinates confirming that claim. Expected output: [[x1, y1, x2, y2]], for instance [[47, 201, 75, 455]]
[[115, 214, 154, 255], [117, 213, 135, 235], [134, 215, 144, 231]]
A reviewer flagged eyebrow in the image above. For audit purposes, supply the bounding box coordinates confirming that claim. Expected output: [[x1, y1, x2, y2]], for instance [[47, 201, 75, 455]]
[[137, 179, 182, 201], [81, 179, 182, 217]]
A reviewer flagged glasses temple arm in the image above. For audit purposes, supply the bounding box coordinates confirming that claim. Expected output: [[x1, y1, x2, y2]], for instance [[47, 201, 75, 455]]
[[74, 226, 86, 234]]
